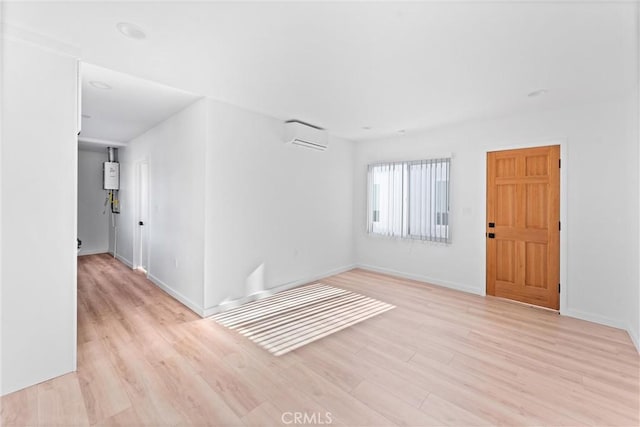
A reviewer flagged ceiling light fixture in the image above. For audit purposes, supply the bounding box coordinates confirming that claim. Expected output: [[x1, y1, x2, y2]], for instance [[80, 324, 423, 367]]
[[527, 89, 548, 98], [89, 81, 112, 90], [116, 22, 147, 40]]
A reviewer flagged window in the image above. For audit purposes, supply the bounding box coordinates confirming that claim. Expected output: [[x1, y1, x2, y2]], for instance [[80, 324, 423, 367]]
[[367, 158, 450, 242]]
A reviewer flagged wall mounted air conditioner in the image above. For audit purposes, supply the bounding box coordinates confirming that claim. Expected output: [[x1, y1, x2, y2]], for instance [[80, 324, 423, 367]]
[[284, 120, 328, 151]]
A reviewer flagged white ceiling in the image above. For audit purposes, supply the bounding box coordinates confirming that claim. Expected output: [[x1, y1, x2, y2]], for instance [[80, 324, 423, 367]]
[[4, 2, 637, 141], [80, 63, 200, 143]]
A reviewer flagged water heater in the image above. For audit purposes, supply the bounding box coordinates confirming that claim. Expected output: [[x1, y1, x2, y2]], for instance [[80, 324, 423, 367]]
[[103, 161, 120, 190]]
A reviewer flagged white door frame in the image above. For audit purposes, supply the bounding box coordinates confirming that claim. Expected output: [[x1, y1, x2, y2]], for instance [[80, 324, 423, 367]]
[[481, 138, 568, 314], [133, 159, 149, 273]]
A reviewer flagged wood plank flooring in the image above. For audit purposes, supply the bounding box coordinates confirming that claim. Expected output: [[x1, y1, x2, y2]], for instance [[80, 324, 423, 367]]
[[212, 283, 394, 356], [1, 253, 638, 426]]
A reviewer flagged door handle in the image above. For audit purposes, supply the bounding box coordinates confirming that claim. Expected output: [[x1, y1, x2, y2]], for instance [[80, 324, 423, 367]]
[[487, 233, 495, 238], [139, 221, 144, 226]]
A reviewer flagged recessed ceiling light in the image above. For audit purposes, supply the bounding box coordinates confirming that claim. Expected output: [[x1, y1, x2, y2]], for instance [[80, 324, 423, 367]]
[[81, 114, 91, 119], [89, 81, 111, 90], [527, 89, 548, 98], [116, 22, 147, 40]]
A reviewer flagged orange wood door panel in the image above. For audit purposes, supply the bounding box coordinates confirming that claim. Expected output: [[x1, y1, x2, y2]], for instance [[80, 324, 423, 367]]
[[486, 145, 560, 310]]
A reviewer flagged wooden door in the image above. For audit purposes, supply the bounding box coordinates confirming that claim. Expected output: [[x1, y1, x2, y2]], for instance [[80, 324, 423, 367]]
[[486, 145, 560, 310]]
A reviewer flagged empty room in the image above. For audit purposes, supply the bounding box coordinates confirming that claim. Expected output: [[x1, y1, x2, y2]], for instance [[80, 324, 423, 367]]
[[1, 1, 639, 426]]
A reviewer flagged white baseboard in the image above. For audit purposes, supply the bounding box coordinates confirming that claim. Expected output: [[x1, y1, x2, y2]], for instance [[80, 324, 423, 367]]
[[110, 254, 204, 316], [355, 264, 639, 352], [113, 253, 133, 268], [202, 264, 357, 317], [147, 273, 204, 317], [626, 323, 640, 353], [355, 263, 482, 296], [78, 248, 109, 256], [109, 254, 640, 355], [562, 308, 627, 330], [110, 256, 355, 318], [553, 308, 640, 353]]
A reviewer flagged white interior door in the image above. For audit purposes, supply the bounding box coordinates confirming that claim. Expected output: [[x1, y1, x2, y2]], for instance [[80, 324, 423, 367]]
[[134, 160, 149, 272]]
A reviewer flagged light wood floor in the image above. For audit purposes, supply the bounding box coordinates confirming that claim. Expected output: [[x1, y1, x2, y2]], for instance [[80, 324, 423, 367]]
[[2, 254, 638, 426]]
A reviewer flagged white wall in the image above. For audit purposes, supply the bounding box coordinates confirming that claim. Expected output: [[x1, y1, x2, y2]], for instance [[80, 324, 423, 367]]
[[203, 100, 355, 313], [115, 99, 208, 313], [77, 149, 110, 255], [354, 95, 639, 347], [1, 38, 78, 394], [115, 98, 355, 316], [633, 3, 640, 352]]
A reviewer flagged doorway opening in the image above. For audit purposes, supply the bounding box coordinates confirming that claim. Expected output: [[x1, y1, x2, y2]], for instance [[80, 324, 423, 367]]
[[77, 61, 199, 266]]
